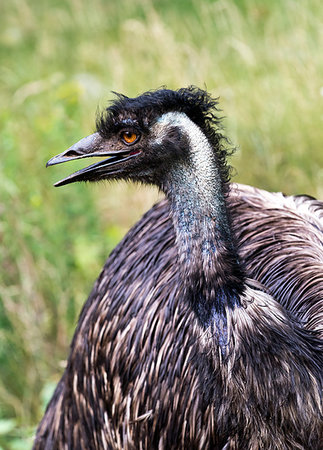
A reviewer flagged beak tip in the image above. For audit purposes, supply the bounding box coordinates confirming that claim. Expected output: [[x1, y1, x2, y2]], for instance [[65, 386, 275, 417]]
[[46, 156, 57, 167], [53, 179, 65, 187]]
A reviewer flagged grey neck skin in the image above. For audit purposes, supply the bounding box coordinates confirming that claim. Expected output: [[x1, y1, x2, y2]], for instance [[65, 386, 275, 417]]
[[152, 113, 244, 327]]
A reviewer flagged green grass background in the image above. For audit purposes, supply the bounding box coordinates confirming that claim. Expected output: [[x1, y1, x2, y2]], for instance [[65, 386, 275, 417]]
[[1, 0, 322, 447]]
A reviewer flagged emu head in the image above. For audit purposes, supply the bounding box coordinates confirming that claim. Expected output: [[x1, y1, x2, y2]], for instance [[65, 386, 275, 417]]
[[47, 87, 230, 190]]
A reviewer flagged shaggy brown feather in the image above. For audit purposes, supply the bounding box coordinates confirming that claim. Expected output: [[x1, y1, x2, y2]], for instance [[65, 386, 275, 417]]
[[34, 183, 323, 450]]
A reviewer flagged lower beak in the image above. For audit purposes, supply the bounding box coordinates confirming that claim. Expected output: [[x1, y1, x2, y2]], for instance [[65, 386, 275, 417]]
[[46, 132, 138, 187]]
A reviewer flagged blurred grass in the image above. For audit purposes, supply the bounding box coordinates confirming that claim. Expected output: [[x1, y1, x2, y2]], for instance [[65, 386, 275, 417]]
[[0, 0, 322, 447]]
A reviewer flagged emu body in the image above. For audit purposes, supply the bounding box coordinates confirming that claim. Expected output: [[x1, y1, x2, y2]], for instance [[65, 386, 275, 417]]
[[34, 88, 323, 449]]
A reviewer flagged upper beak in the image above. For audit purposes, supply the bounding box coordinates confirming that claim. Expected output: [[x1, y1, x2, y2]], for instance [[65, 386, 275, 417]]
[[46, 132, 138, 187]]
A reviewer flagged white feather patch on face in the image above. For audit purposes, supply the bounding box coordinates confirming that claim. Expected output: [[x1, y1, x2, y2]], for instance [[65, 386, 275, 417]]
[[153, 111, 219, 201]]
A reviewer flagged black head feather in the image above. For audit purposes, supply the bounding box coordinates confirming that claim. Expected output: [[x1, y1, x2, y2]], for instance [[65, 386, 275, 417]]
[[96, 86, 235, 190]]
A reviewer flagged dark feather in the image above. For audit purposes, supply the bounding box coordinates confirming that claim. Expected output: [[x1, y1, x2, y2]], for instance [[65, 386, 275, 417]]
[[34, 184, 323, 449]]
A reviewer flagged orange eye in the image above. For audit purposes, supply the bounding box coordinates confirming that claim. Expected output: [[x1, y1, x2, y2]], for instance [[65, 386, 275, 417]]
[[121, 131, 138, 144]]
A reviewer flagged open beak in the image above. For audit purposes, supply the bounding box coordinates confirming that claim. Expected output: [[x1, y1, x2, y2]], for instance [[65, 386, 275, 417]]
[[46, 132, 140, 187]]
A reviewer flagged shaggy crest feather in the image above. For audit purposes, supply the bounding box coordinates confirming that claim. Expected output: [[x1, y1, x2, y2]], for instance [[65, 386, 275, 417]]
[[97, 86, 234, 193]]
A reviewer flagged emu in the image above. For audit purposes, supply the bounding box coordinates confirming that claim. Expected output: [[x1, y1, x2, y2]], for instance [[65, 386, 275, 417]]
[[34, 87, 323, 449]]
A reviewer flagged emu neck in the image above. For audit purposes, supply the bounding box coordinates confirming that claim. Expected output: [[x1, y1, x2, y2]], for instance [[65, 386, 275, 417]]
[[157, 113, 244, 328]]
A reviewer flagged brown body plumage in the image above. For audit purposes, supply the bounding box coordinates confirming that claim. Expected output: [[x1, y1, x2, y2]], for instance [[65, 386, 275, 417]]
[[34, 88, 323, 449]]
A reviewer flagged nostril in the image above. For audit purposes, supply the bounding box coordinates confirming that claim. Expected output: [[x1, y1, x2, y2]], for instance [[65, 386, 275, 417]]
[[64, 149, 83, 158]]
